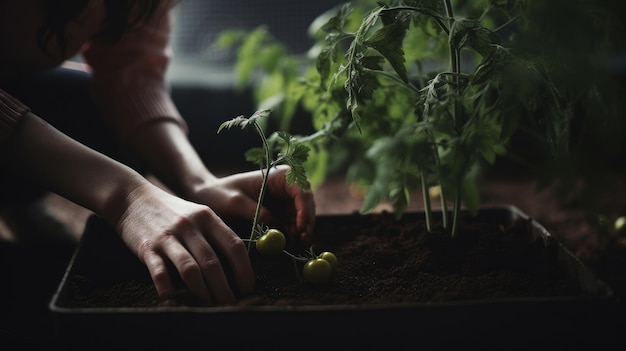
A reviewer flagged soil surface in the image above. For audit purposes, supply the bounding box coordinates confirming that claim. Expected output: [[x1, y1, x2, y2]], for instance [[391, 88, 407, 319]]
[[57, 209, 620, 349], [65, 210, 582, 308], [3, 172, 626, 350]]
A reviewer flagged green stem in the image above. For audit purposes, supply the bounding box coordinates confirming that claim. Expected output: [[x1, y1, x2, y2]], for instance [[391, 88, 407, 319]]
[[450, 181, 462, 238], [445, 0, 462, 120], [421, 171, 433, 232], [439, 183, 448, 229], [248, 121, 272, 251], [444, 0, 463, 237]]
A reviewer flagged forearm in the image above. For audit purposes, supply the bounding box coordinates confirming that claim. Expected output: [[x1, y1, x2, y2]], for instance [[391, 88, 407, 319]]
[[124, 120, 218, 199], [2, 112, 149, 226]]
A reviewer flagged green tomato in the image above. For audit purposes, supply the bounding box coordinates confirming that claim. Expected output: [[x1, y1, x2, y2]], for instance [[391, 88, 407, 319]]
[[318, 251, 338, 271], [255, 229, 286, 256], [303, 258, 333, 284], [614, 216, 626, 236]]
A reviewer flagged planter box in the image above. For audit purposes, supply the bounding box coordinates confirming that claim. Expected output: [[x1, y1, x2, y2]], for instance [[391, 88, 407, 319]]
[[50, 205, 619, 349]]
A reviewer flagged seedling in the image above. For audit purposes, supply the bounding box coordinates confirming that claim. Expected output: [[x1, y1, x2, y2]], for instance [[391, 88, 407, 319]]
[[218, 108, 310, 249], [218, 109, 337, 284]]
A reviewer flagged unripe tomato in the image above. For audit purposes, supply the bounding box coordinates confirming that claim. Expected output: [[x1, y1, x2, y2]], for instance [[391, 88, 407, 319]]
[[318, 251, 338, 271], [303, 258, 333, 284], [255, 229, 286, 256]]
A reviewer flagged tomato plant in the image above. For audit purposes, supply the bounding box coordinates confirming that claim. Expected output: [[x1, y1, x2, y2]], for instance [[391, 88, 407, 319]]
[[219, 0, 575, 238], [218, 109, 310, 252], [220, 111, 340, 285], [255, 228, 287, 256]]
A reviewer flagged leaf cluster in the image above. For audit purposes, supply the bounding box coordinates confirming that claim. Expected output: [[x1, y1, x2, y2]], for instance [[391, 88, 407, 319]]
[[218, 109, 311, 191], [217, 0, 575, 234]]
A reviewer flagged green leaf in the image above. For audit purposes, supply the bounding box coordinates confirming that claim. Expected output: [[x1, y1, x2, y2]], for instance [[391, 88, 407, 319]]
[[214, 29, 246, 48], [290, 143, 311, 163], [360, 183, 386, 214], [449, 18, 501, 56], [245, 147, 267, 168], [316, 47, 333, 88], [259, 44, 286, 72], [390, 184, 410, 219], [285, 159, 310, 190], [363, 22, 409, 83], [217, 115, 248, 134]]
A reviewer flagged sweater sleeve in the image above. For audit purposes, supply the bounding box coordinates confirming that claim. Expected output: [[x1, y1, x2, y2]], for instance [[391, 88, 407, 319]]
[[0, 89, 30, 142], [82, 1, 187, 144]]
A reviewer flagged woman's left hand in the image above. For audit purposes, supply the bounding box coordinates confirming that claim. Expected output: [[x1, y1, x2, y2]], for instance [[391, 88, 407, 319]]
[[188, 165, 316, 245]]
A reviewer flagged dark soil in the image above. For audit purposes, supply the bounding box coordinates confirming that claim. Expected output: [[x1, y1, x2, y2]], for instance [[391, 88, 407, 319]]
[[64, 210, 583, 308]]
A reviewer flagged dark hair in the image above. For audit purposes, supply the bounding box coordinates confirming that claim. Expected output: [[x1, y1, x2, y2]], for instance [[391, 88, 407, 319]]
[[37, 0, 161, 58]]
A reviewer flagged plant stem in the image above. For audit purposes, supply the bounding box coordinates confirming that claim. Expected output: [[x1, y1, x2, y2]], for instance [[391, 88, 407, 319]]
[[248, 120, 272, 251], [439, 184, 449, 229], [450, 180, 462, 238], [444, 0, 463, 237], [444, 0, 462, 130], [421, 171, 433, 232]]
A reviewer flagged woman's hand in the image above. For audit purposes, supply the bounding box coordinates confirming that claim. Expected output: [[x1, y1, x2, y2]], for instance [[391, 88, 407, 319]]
[[5, 114, 256, 305], [188, 165, 316, 245], [114, 182, 256, 305]]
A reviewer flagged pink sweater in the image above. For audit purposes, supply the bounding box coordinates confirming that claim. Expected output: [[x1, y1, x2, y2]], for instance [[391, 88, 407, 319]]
[[0, 0, 186, 143]]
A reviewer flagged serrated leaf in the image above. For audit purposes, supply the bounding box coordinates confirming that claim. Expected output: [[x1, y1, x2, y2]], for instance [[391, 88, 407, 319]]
[[317, 47, 333, 87], [245, 147, 267, 168], [363, 22, 409, 82], [449, 18, 501, 56], [290, 143, 311, 164], [217, 115, 248, 134], [360, 183, 385, 214], [285, 161, 310, 190], [390, 185, 410, 220], [250, 108, 273, 121]]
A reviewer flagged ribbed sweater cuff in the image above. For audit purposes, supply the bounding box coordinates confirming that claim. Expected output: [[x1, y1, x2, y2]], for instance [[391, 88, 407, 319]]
[[0, 89, 31, 141]]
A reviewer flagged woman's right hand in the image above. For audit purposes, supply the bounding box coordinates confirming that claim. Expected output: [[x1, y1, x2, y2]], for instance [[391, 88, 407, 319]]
[[113, 183, 255, 305], [5, 113, 254, 305]]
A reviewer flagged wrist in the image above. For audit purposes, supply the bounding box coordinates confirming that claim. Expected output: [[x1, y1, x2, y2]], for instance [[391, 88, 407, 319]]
[[179, 170, 219, 201], [99, 173, 151, 229]]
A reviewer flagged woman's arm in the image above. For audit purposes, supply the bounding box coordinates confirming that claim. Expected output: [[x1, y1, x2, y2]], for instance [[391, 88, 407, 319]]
[[81, 0, 315, 241], [1, 112, 255, 304], [4, 112, 145, 221], [126, 119, 316, 244]]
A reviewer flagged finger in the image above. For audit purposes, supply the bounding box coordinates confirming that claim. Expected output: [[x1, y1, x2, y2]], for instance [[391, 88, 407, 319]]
[[294, 188, 316, 242], [268, 167, 316, 241], [227, 183, 275, 227], [160, 236, 214, 302], [181, 228, 239, 304], [143, 251, 174, 299], [199, 217, 255, 296]]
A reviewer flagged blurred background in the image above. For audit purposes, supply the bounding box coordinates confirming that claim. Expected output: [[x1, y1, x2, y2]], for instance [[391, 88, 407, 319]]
[[166, 0, 346, 173]]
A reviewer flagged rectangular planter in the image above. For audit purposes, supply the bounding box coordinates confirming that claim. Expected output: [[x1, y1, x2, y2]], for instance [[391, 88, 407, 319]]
[[50, 205, 619, 349]]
